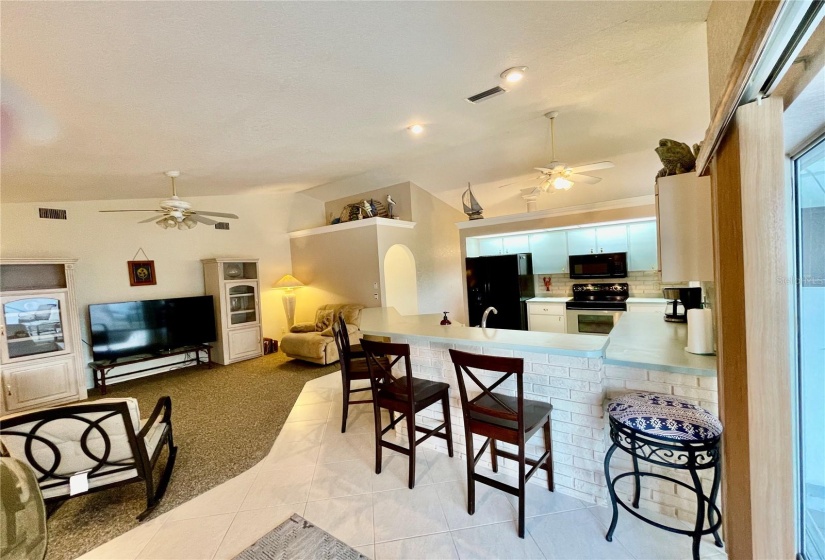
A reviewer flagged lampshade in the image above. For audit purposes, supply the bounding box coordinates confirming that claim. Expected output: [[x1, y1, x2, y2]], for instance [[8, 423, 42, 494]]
[[274, 274, 305, 289]]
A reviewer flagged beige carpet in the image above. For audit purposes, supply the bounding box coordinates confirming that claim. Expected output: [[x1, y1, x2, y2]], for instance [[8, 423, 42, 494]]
[[45, 351, 339, 560]]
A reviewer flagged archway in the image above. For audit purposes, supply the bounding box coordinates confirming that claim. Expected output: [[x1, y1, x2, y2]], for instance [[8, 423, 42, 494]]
[[383, 244, 418, 315]]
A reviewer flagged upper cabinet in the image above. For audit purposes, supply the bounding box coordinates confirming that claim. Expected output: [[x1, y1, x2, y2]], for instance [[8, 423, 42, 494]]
[[478, 237, 503, 256], [502, 235, 529, 255], [529, 231, 568, 274], [656, 174, 714, 281], [567, 228, 597, 255], [595, 225, 629, 253], [466, 218, 658, 274], [567, 225, 629, 255], [627, 221, 659, 271]]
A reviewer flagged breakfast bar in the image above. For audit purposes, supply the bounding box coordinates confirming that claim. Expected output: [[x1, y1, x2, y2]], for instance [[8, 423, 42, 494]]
[[359, 307, 719, 524]]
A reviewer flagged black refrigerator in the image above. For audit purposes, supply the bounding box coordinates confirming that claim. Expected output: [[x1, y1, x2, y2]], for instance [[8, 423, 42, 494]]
[[466, 254, 535, 330]]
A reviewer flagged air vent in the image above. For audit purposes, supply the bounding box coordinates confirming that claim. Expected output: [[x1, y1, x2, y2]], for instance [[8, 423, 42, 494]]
[[465, 86, 507, 104], [38, 208, 67, 220], [215, 222, 230, 230]]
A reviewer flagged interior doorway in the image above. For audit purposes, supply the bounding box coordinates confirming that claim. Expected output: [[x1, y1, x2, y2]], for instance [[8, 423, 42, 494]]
[[383, 244, 418, 316]]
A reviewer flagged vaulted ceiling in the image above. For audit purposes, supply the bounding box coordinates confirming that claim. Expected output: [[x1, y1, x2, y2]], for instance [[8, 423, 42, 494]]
[[1, 1, 711, 212]]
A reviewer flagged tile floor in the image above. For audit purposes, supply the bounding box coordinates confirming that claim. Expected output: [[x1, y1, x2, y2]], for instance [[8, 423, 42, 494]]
[[80, 372, 728, 560]]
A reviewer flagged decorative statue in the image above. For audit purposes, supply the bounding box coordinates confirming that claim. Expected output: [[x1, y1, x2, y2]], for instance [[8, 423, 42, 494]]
[[386, 194, 396, 219], [654, 139, 702, 179], [361, 200, 374, 217], [462, 183, 484, 220]]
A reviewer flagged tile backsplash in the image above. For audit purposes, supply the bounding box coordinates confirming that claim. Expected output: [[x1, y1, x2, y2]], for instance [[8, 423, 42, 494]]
[[533, 270, 689, 298]]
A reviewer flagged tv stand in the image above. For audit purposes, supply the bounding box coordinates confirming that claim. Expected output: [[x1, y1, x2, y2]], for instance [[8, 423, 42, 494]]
[[89, 344, 212, 394]]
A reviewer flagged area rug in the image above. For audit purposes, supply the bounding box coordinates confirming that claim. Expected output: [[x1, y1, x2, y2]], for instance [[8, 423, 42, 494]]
[[233, 514, 368, 560], [44, 352, 339, 560]]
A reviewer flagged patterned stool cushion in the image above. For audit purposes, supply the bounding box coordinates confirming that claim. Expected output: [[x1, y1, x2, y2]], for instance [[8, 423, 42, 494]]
[[607, 393, 722, 441]]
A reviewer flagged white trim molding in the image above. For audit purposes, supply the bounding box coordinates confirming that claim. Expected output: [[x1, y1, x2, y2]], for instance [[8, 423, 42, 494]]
[[288, 217, 416, 239], [454, 195, 655, 230]]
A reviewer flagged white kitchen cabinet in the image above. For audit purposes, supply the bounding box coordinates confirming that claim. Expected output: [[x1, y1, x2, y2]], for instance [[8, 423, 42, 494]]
[[527, 301, 567, 333], [627, 221, 659, 271], [595, 225, 629, 253], [502, 235, 530, 255], [567, 228, 597, 255], [478, 237, 503, 256], [202, 258, 263, 365], [465, 238, 480, 258], [657, 174, 714, 281], [529, 232, 569, 273]]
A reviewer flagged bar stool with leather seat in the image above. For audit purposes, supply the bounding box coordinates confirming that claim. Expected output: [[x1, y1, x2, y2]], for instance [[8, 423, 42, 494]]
[[360, 338, 454, 489], [449, 349, 555, 538], [331, 319, 386, 433]]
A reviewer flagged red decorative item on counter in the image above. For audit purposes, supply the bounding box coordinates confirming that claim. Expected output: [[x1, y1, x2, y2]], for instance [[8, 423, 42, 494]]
[[543, 276, 552, 291], [440, 312, 452, 325]]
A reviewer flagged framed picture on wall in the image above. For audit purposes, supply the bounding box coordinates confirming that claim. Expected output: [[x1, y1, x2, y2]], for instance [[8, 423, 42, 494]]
[[127, 261, 156, 286]]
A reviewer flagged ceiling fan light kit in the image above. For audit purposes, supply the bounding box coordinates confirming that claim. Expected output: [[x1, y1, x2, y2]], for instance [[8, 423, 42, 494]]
[[100, 170, 240, 230]]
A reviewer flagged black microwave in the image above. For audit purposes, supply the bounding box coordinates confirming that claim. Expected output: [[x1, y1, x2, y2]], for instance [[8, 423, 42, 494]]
[[569, 252, 627, 279]]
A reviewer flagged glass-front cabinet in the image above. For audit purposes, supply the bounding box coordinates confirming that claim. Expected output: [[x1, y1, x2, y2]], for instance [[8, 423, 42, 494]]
[[1, 292, 70, 362], [0, 260, 86, 414], [226, 283, 259, 326], [202, 258, 263, 365]]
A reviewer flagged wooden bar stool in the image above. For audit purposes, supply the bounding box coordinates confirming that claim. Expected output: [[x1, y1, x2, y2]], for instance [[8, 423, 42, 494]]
[[449, 349, 554, 538], [360, 339, 454, 489], [331, 319, 384, 433]]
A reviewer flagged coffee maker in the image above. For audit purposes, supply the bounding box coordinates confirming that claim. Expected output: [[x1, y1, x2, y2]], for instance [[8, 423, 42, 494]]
[[662, 287, 702, 322]]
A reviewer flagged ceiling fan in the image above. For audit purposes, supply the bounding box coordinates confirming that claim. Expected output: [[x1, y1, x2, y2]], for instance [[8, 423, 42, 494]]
[[99, 171, 239, 230], [503, 111, 615, 194]]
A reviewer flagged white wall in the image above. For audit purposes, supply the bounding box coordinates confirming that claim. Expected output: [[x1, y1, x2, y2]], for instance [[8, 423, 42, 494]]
[[0, 191, 324, 387], [383, 244, 418, 315]]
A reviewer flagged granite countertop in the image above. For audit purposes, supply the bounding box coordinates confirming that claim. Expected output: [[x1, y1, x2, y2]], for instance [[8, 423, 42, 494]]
[[625, 297, 669, 304], [360, 307, 607, 357], [605, 312, 717, 376], [527, 297, 572, 303]]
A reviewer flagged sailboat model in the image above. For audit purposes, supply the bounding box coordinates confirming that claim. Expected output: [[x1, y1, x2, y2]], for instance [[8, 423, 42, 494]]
[[462, 183, 484, 220]]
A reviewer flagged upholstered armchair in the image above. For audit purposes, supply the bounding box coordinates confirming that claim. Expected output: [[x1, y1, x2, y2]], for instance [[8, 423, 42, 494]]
[[0, 397, 177, 521], [280, 303, 364, 365]]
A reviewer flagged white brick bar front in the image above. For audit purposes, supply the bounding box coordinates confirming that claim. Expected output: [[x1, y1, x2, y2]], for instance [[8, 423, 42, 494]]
[[384, 336, 719, 525]]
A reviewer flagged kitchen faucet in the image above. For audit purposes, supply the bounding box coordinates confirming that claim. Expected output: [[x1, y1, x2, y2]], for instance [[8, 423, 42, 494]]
[[481, 306, 498, 328]]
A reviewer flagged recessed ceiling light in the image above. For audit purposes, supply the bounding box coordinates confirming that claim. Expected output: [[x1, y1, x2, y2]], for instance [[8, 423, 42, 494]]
[[408, 124, 424, 135], [500, 66, 528, 83]]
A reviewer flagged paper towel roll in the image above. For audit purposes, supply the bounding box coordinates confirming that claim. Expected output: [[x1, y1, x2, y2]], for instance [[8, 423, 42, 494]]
[[686, 308, 715, 355]]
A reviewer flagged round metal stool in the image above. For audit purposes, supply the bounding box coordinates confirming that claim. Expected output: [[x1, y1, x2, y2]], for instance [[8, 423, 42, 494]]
[[604, 392, 724, 560]]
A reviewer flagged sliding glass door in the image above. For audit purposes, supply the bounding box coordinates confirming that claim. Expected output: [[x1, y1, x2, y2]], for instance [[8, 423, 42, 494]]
[[795, 136, 825, 560]]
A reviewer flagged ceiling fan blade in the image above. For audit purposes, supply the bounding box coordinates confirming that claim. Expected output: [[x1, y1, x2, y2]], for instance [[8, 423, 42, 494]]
[[138, 214, 166, 223], [569, 161, 614, 173], [191, 215, 219, 226], [567, 174, 602, 185], [534, 167, 554, 174], [99, 209, 161, 213], [192, 211, 239, 219]]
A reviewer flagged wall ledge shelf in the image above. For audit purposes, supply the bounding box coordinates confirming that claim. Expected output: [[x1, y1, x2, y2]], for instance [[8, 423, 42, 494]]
[[288, 217, 416, 239], [455, 195, 655, 231]]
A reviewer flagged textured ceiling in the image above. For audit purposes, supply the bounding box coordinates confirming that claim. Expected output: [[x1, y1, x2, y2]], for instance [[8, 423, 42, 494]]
[[1, 1, 711, 207]]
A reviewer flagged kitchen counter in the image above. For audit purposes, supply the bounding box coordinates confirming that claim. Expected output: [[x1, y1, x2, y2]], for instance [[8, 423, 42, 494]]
[[360, 307, 606, 357], [605, 312, 717, 376], [357, 306, 718, 516], [625, 297, 669, 304], [527, 296, 572, 303]]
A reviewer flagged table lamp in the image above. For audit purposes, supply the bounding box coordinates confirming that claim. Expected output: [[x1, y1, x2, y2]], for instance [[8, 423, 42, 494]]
[[274, 274, 305, 328]]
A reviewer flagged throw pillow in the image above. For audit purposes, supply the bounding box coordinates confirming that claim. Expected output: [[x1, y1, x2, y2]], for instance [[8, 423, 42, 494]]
[[315, 309, 334, 332]]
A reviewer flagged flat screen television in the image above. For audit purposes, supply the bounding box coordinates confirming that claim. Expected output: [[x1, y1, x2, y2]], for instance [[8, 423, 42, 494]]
[[89, 296, 217, 361]]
